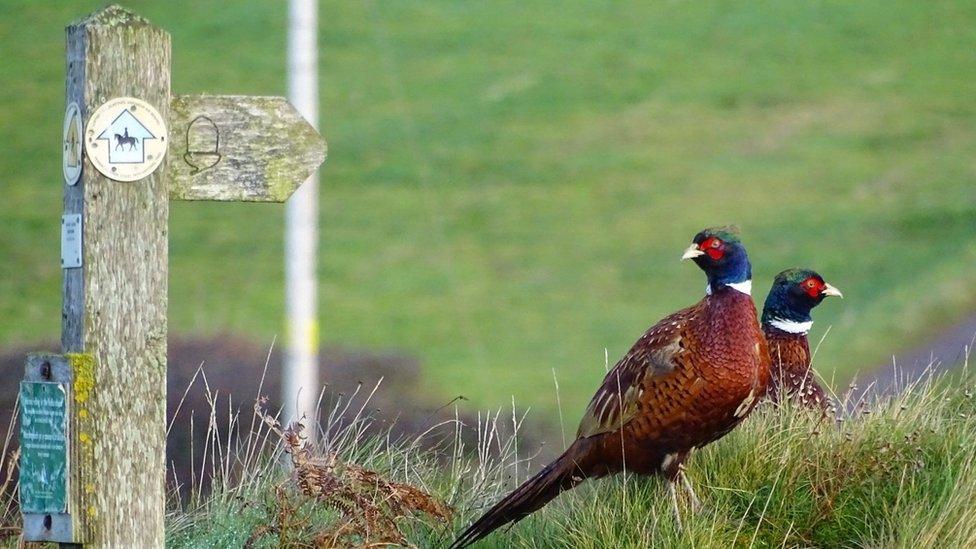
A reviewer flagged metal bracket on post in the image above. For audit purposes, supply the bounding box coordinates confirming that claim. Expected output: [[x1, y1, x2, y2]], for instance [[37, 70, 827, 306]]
[[21, 354, 78, 544]]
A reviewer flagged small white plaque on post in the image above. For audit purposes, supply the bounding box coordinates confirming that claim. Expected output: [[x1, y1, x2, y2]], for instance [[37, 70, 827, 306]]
[[61, 214, 82, 269]]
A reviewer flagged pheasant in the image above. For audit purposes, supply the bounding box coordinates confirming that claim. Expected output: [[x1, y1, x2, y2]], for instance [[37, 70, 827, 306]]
[[451, 227, 770, 547], [761, 268, 842, 409]]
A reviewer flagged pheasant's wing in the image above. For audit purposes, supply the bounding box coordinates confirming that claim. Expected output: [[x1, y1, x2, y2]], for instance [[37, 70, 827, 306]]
[[576, 304, 700, 438]]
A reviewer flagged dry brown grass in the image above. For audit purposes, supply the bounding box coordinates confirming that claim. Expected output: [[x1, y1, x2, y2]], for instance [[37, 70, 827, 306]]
[[248, 400, 451, 548]]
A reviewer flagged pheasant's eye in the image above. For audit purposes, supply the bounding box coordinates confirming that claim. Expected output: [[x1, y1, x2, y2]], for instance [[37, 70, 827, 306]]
[[701, 237, 724, 259], [802, 277, 822, 297]]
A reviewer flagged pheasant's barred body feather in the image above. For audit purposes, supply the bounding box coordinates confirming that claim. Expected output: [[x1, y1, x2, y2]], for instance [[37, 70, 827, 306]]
[[764, 327, 828, 408]]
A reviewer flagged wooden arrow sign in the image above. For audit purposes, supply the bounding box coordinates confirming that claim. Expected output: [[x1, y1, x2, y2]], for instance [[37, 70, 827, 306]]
[[167, 94, 327, 202]]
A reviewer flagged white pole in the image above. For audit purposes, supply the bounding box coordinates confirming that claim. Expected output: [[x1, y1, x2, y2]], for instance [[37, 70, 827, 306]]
[[284, 0, 319, 428]]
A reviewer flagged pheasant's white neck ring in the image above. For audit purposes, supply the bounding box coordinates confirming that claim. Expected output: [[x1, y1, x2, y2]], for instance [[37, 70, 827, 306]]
[[768, 318, 813, 334], [706, 280, 752, 296]]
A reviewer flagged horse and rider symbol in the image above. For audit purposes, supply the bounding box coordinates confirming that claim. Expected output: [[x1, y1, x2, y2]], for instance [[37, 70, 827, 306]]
[[114, 127, 138, 152], [95, 108, 155, 164]]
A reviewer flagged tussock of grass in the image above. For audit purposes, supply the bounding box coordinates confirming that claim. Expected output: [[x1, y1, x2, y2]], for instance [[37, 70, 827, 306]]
[[158, 353, 976, 548], [250, 400, 452, 546], [527, 385, 976, 549], [163, 369, 537, 548]]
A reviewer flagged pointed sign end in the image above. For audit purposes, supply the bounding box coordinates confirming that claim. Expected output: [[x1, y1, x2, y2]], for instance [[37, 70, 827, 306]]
[[270, 103, 327, 202], [266, 138, 327, 203]]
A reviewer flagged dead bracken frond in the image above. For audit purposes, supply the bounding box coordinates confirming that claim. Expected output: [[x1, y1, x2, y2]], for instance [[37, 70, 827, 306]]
[[254, 400, 452, 547]]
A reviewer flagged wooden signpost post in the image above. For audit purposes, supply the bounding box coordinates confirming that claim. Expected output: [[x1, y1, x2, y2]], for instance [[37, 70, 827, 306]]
[[21, 5, 326, 546]]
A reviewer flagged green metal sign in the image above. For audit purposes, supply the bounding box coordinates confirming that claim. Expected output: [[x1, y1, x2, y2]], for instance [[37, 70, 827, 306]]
[[19, 381, 68, 513]]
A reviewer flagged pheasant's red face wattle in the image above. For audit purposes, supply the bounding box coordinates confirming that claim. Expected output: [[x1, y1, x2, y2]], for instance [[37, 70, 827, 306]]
[[801, 277, 824, 298], [701, 237, 724, 260]]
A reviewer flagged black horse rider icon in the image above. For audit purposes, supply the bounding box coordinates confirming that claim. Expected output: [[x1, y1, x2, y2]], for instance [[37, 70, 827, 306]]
[[114, 127, 138, 151]]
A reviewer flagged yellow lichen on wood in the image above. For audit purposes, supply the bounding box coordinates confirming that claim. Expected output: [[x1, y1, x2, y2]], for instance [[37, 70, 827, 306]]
[[265, 155, 296, 202], [68, 352, 94, 403], [67, 352, 97, 542]]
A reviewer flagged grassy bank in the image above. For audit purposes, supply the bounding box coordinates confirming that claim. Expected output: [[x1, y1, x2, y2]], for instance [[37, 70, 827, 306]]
[[2, 1, 976, 421], [157, 357, 976, 548]]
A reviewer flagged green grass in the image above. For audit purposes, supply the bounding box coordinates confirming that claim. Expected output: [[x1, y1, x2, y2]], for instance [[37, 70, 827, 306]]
[[163, 364, 976, 548], [2, 1, 976, 424]]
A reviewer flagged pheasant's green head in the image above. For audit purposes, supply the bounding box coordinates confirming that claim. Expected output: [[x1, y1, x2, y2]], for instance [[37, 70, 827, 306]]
[[762, 268, 842, 333], [681, 226, 752, 291]]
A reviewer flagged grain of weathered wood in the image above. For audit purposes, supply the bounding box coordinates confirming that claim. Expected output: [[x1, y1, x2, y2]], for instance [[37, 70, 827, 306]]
[[62, 5, 169, 546], [168, 95, 326, 202]]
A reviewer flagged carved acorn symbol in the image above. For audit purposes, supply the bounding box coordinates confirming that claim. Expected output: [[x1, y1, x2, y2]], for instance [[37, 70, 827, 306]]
[[183, 115, 221, 175]]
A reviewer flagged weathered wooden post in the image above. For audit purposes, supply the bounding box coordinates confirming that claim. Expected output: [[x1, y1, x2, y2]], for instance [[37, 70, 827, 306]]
[[19, 5, 326, 546]]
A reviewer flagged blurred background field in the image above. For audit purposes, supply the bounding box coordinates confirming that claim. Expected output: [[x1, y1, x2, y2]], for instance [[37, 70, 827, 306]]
[[1, 0, 974, 430]]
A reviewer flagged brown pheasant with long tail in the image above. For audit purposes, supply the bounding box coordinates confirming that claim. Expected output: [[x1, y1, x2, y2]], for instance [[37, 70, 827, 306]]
[[451, 226, 771, 547]]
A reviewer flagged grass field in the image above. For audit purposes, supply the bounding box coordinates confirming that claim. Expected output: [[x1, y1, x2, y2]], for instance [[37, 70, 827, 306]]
[[1, 1, 975, 424]]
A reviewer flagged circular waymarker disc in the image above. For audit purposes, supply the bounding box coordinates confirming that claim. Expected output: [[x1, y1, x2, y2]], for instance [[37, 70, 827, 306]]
[[62, 102, 83, 185], [84, 97, 167, 182]]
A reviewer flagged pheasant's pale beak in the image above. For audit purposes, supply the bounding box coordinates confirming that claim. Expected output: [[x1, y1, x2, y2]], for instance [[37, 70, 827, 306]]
[[821, 283, 843, 298], [681, 244, 705, 261]]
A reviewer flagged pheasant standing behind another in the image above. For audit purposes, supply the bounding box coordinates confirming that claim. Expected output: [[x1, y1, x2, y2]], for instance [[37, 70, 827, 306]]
[[761, 268, 842, 409], [451, 226, 770, 547]]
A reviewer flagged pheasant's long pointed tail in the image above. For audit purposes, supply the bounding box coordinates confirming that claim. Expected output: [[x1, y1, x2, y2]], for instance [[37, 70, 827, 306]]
[[450, 444, 589, 548]]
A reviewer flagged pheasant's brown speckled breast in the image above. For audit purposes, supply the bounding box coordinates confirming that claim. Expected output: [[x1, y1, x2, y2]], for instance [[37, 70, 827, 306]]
[[764, 328, 827, 407], [610, 287, 770, 474]]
